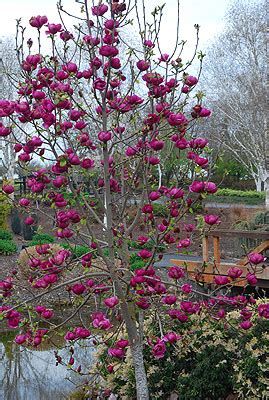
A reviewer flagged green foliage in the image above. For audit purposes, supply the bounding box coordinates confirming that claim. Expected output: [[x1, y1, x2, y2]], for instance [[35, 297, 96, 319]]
[[129, 240, 166, 252], [0, 229, 13, 241], [0, 194, 11, 230], [207, 188, 265, 205], [62, 243, 90, 258], [254, 211, 269, 226], [214, 189, 265, 199], [130, 259, 145, 271], [0, 239, 17, 255], [214, 157, 251, 181], [152, 203, 169, 217], [99, 303, 269, 399], [176, 347, 233, 399], [29, 233, 55, 246]]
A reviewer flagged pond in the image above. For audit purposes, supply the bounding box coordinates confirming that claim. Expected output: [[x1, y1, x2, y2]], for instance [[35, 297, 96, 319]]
[[0, 331, 94, 400]]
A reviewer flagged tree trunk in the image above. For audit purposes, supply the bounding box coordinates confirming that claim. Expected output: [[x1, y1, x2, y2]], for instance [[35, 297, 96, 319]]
[[130, 342, 149, 400], [255, 177, 262, 192]]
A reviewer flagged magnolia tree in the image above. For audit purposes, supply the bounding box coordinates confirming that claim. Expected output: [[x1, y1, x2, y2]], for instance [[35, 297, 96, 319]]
[[0, 1, 268, 399]]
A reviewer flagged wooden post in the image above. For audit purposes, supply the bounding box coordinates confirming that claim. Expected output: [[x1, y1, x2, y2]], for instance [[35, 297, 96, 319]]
[[213, 235, 221, 265], [202, 236, 209, 262]]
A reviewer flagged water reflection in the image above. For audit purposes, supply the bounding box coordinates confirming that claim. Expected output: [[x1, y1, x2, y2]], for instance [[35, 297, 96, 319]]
[[0, 332, 94, 400]]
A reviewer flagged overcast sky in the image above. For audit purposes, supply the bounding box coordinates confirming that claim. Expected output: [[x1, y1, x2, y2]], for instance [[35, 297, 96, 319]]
[[0, 0, 229, 53]]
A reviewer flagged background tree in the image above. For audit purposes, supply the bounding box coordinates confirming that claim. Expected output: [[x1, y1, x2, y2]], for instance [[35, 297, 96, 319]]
[[202, 0, 267, 192]]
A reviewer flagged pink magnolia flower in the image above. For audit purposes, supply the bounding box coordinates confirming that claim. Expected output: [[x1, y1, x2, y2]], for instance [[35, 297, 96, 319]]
[[159, 53, 169, 62], [205, 181, 218, 194], [199, 108, 211, 117], [184, 224, 195, 232], [149, 191, 160, 201], [144, 39, 154, 48], [92, 4, 108, 16], [137, 60, 150, 71], [108, 347, 125, 359], [152, 338, 166, 359], [92, 313, 112, 330], [104, 296, 119, 308], [204, 214, 220, 225], [167, 112, 188, 126], [248, 252, 266, 264], [15, 334, 27, 345], [175, 138, 189, 149], [24, 216, 34, 225], [41, 309, 54, 319], [258, 303, 269, 319], [116, 339, 129, 348], [98, 131, 112, 142], [46, 23, 62, 35], [93, 78, 106, 91], [163, 332, 181, 343], [168, 266, 185, 279], [136, 297, 150, 309], [181, 283, 192, 293], [189, 181, 205, 193], [64, 331, 77, 341], [162, 295, 177, 305], [2, 184, 14, 194], [246, 273, 257, 286], [138, 249, 152, 259], [29, 15, 48, 28], [177, 238, 191, 249], [227, 267, 243, 279], [240, 320, 252, 330], [181, 85, 189, 93], [71, 283, 86, 295], [149, 140, 164, 151], [214, 276, 230, 285], [185, 75, 198, 86], [74, 327, 91, 339]]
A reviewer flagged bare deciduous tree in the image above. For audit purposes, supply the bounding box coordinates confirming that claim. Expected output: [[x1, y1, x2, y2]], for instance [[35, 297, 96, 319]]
[[202, 0, 267, 192]]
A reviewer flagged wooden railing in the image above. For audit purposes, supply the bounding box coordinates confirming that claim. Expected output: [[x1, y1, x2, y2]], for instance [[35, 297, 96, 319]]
[[171, 230, 269, 288]]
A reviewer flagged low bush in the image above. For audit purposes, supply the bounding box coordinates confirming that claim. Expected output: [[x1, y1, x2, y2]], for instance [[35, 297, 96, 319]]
[[29, 233, 55, 246], [0, 240, 17, 255], [152, 203, 169, 217], [0, 194, 12, 230], [62, 243, 90, 259], [0, 229, 13, 241], [95, 300, 269, 399], [206, 189, 265, 204], [129, 240, 166, 252], [18, 244, 64, 278]]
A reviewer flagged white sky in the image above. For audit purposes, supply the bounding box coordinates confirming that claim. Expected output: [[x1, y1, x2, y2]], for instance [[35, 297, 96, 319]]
[[0, 0, 229, 54]]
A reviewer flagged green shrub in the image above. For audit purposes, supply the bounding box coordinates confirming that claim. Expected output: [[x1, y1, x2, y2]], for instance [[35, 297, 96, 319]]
[[129, 240, 166, 252], [0, 229, 13, 241], [152, 203, 169, 217], [215, 188, 265, 198], [207, 188, 265, 204], [130, 259, 145, 271], [0, 194, 11, 230], [30, 233, 55, 246], [0, 240, 17, 255], [95, 301, 269, 399], [62, 243, 90, 258]]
